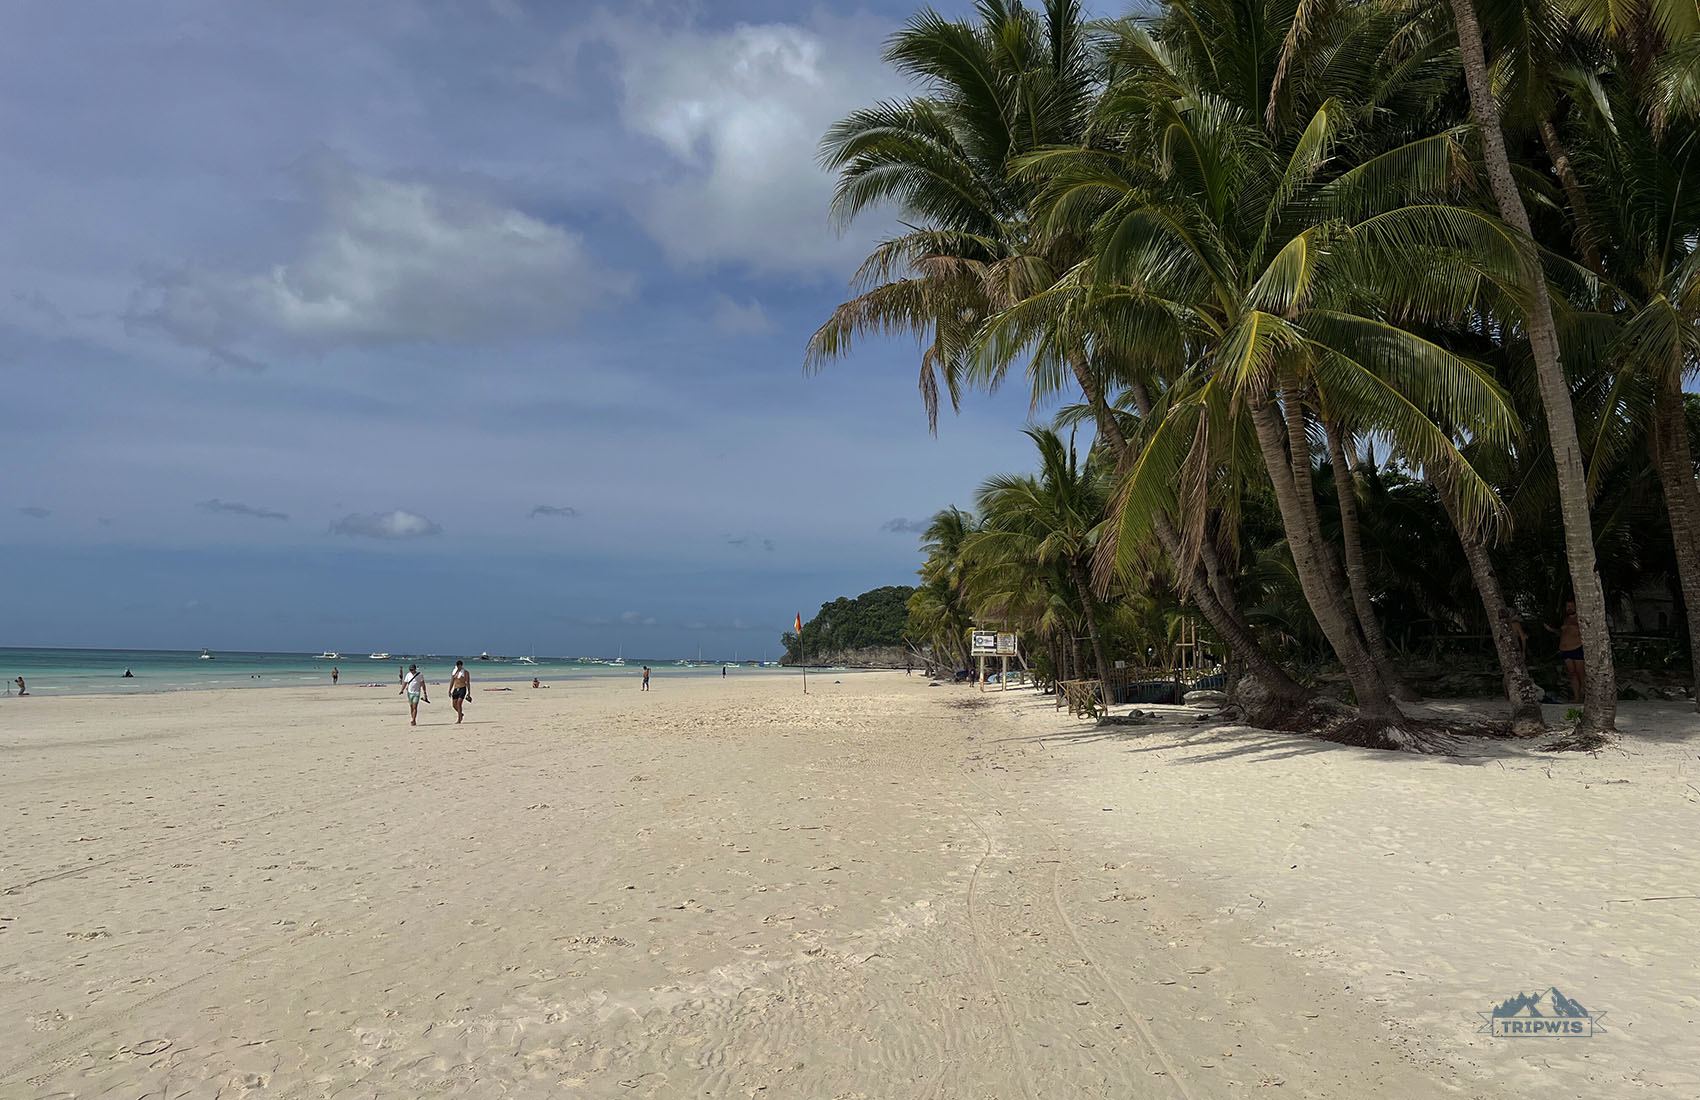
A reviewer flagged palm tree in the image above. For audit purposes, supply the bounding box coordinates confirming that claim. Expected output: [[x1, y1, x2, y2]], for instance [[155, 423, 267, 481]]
[[969, 428, 1116, 695], [1446, 0, 1618, 736], [908, 507, 981, 673], [812, 0, 1303, 712], [808, 0, 1096, 429], [1564, 72, 1700, 708], [993, 0, 1520, 742]]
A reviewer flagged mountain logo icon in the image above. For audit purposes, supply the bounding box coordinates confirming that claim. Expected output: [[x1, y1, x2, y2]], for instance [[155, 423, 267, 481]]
[[1478, 987, 1607, 1038]]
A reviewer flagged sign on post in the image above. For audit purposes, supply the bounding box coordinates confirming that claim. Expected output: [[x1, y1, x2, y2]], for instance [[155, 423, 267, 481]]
[[971, 631, 999, 656], [995, 633, 1018, 656]]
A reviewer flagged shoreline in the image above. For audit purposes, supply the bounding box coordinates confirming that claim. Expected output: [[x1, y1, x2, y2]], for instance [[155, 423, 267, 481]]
[[1, 664, 873, 700], [3, 673, 1691, 1094]]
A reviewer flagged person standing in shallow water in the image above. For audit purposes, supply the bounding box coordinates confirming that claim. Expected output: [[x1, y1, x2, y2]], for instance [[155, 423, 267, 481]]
[[331, 667, 339, 685], [641, 666, 651, 691], [448, 660, 471, 723]]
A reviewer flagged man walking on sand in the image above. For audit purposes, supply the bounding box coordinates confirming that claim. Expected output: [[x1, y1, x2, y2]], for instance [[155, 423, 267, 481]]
[[402, 664, 428, 725], [332, 666, 339, 685], [449, 660, 471, 723], [641, 665, 651, 691]]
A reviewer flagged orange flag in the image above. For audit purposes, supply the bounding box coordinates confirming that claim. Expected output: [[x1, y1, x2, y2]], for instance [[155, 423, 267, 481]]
[[794, 613, 803, 634]]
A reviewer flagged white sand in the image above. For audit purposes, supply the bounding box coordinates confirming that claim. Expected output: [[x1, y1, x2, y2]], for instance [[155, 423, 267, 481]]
[[1, 673, 1693, 1097]]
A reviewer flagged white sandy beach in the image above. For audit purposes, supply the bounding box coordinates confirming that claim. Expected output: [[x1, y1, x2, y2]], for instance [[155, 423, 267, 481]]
[[2, 673, 1695, 1097]]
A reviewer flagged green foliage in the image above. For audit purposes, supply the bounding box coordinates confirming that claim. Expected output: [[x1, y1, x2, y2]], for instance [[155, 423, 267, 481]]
[[784, 586, 917, 662], [806, 0, 1700, 707]]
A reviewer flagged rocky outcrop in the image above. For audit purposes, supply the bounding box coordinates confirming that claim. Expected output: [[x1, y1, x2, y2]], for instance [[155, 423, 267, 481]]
[[780, 645, 912, 669]]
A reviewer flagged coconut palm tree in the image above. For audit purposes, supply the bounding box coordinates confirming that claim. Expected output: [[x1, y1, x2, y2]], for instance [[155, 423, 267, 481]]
[[988, 0, 1521, 743], [808, 0, 1096, 429], [1563, 72, 1700, 707], [812, 0, 1304, 712], [968, 427, 1117, 694], [907, 507, 981, 673], [1446, 0, 1619, 736]]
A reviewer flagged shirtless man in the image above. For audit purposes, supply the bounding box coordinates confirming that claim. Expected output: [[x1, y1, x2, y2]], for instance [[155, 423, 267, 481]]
[[449, 660, 471, 723], [1548, 600, 1585, 702]]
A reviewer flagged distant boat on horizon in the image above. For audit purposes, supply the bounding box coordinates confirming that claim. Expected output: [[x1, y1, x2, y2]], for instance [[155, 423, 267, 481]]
[[369, 652, 391, 660], [199, 649, 214, 660], [318, 651, 341, 660]]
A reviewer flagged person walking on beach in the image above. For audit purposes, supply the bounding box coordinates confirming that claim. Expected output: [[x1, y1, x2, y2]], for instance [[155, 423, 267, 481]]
[[641, 666, 651, 691], [1546, 600, 1586, 702], [402, 664, 428, 725], [331, 666, 339, 685], [449, 660, 471, 723]]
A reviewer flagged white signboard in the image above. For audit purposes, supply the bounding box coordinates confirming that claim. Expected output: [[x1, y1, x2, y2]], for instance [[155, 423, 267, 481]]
[[971, 630, 999, 656], [995, 633, 1018, 656]]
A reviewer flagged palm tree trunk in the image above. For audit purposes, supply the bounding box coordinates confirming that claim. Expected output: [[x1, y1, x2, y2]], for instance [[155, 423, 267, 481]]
[[1432, 466, 1547, 734], [1325, 422, 1420, 700], [1651, 377, 1700, 711], [1251, 394, 1400, 719], [1535, 111, 1603, 275], [1070, 560, 1115, 704], [1076, 363, 1308, 708], [1450, 0, 1617, 735]]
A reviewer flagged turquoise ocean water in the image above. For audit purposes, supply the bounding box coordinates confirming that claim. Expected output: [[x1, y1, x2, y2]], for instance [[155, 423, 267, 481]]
[[0, 648, 789, 697]]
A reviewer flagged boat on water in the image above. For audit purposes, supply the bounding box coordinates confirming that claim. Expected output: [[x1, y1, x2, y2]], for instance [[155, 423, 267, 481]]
[[318, 651, 341, 660], [199, 649, 214, 660], [516, 656, 537, 665], [369, 652, 391, 660]]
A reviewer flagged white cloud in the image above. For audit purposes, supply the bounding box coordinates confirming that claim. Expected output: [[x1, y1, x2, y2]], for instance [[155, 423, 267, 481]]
[[132, 154, 632, 356], [330, 510, 442, 539], [577, 12, 900, 274], [710, 294, 772, 335]]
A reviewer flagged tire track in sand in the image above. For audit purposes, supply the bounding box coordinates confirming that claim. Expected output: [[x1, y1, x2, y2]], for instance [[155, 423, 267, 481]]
[[961, 769, 1199, 1100]]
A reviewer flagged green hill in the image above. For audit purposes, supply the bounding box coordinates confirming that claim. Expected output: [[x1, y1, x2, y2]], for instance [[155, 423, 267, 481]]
[[782, 586, 915, 664]]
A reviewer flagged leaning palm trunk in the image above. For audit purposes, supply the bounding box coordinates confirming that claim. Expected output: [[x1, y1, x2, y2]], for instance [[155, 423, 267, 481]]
[[1250, 395, 1402, 723], [1070, 560, 1116, 704], [1076, 363, 1310, 713], [1651, 377, 1700, 711], [1432, 465, 1547, 734], [1449, 0, 1617, 735], [1325, 422, 1420, 701]]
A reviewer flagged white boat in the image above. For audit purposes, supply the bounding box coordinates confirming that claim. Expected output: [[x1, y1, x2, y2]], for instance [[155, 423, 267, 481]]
[[199, 649, 214, 660], [318, 651, 341, 660], [369, 652, 391, 660], [516, 656, 537, 665]]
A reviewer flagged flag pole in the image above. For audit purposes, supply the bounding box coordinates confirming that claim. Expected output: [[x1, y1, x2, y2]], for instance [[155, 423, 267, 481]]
[[796, 613, 808, 695]]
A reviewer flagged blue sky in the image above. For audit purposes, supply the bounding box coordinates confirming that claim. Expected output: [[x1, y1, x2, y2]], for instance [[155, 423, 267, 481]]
[[0, 0, 1096, 657]]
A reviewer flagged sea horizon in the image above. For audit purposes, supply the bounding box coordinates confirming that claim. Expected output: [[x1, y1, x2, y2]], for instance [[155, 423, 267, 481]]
[[0, 646, 802, 697]]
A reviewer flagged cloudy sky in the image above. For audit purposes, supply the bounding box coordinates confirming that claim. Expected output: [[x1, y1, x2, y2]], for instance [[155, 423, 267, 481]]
[[0, 0, 1071, 657]]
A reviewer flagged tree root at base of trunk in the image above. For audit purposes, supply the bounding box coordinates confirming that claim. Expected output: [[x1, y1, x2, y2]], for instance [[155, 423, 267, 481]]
[[1540, 729, 1616, 753]]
